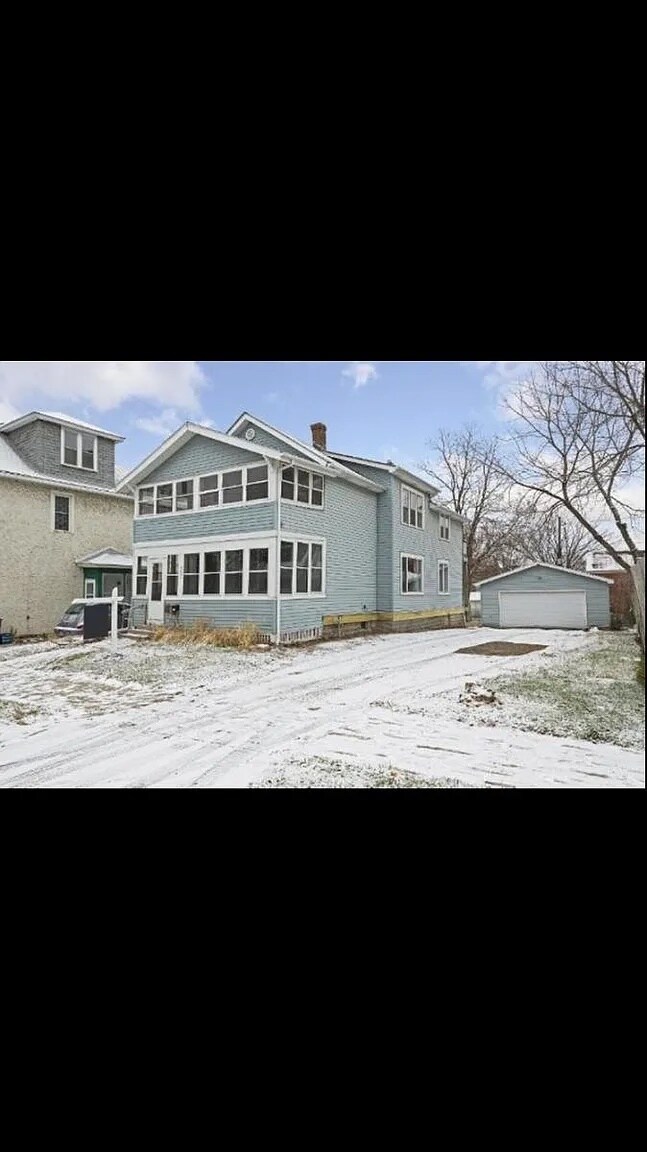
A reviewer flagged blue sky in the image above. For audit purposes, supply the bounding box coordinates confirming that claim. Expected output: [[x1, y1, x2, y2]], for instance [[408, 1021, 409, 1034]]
[[0, 360, 531, 473]]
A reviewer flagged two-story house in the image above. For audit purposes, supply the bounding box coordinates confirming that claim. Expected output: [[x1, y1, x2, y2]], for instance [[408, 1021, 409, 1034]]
[[119, 413, 465, 643], [0, 412, 134, 636]]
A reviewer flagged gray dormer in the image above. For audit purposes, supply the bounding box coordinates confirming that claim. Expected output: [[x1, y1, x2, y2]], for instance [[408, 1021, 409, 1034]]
[[0, 411, 124, 489]]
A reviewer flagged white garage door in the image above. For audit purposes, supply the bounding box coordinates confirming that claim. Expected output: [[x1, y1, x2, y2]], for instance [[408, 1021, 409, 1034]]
[[499, 591, 588, 629]]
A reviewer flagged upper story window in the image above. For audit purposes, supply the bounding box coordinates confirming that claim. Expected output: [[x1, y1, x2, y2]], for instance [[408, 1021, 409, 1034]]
[[402, 485, 425, 530], [51, 492, 74, 534], [281, 467, 324, 508], [440, 514, 451, 542], [61, 427, 98, 472], [136, 465, 270, 518]]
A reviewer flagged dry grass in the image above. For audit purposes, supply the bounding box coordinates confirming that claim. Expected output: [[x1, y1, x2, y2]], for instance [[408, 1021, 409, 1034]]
[[150, 620, 263, 650]]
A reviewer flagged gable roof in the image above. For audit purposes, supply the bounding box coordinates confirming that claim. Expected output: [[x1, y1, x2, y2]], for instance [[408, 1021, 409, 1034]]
[[0, 431, 132, 499], [476, 562, 614, 588], [75, 548, 133, 569], [329, 451, 441, 500], [119, 420, 383, 494], [0, 410, 124, 442], [227, 413, 384, 492]]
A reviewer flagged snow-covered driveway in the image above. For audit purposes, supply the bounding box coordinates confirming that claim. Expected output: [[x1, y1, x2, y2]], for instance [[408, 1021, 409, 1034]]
[[0, 628, 643, 788]]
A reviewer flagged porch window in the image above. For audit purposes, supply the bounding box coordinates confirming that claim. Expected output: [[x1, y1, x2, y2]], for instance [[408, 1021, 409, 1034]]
[[175, 480, 194, 513], [167, 555, 179, 597], [156, 484, 174, 515], [225, 550, 244, 595], [222, 471, 244, 505], [402, 555, 424, 595], [204, 552, 221, 596], [136, 558, 148, 596], [200, 475, 220, 508], [183, 554, 200, 596], [139, 487, 154, 516], [281, 542, 295, 594], [248, 549, 269, 595], [282, 468, 295, 501], [246, 466, 269, 502]]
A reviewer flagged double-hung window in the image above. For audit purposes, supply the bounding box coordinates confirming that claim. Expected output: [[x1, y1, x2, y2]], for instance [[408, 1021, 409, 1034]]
[[402, 555, 424, 595], [280, 541, 324, 595], [438, 562, 450, 595], [440, 514, 451, 542], [62, 427, 97, 471], [402, 486, 425, 529], [53, 494, 72, 532]]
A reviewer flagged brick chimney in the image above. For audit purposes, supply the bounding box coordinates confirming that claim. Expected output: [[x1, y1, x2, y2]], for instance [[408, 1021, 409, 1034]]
[[311, 422, 328, 452]]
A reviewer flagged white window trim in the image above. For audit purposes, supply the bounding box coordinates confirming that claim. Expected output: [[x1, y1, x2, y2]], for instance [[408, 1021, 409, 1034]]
[[281, 466, 326, 510], [401, 484, 425, 530], [438, 560, 451, 596], [132, 535, 327, 601], [51, 491, 75, 534], [439, 514, 452, 542], [280, 535, 327, 599], [136, 464, 273, 519], [84, 579, 97, 599], [60, 427, 98, 473], [401, 552, 425, 596]]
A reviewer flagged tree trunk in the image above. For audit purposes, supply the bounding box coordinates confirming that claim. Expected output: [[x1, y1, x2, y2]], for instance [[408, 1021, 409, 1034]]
[[632, 558, 645, 653]]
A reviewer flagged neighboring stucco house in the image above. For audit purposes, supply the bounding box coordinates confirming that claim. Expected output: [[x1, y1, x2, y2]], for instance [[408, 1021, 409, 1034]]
[[477, 563, 612, 630], [119, 413, 465, 642], [0, 412, 134, 636]]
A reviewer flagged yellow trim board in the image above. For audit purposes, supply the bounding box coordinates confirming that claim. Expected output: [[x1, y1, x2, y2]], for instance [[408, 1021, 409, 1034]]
[[324, 608, 465, 627]]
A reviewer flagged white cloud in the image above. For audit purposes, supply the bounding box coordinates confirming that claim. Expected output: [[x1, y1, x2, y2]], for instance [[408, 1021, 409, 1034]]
[[0, 361, 207, 417], [342, 361, 379, 389]]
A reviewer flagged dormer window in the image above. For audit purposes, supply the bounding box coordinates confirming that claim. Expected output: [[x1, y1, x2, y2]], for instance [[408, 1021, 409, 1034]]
[[61, 427, 98, 472]]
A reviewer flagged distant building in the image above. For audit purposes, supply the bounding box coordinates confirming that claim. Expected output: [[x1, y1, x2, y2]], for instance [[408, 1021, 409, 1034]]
[[0, 412, 133, 636]]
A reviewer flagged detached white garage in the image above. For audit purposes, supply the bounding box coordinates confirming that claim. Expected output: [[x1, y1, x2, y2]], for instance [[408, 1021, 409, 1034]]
[[477, 564, 612, 631]]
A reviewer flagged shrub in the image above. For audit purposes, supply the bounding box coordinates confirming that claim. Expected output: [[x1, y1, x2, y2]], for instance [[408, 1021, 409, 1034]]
[[150, 620, 262, 650]]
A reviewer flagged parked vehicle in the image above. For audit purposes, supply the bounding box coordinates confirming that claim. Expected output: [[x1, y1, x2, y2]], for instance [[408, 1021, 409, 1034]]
[[55, 598, 130, 636]]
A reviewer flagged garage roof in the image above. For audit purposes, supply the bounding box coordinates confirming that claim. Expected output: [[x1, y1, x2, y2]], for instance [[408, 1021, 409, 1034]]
[[476, 563, 614, 587]]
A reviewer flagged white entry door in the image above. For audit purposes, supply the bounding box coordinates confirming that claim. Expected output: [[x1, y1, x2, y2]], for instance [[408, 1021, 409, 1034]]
[[149, 560, 165, 624], [499, 591, 588, 629]]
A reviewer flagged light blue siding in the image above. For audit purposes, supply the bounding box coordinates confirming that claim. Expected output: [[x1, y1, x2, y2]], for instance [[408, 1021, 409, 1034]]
[[279, 478, 378, 633], [329, 464, 464, 614], [480, 567, 611, 629], [134, 436, 277, 543]]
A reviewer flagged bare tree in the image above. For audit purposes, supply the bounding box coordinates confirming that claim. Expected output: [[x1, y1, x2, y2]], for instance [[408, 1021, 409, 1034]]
[[501, 361, 645, 572], [423, 425, 510, 601]]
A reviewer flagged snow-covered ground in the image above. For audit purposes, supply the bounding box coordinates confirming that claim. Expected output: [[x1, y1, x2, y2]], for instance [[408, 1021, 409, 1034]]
[[0, 628, 644, 789]]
